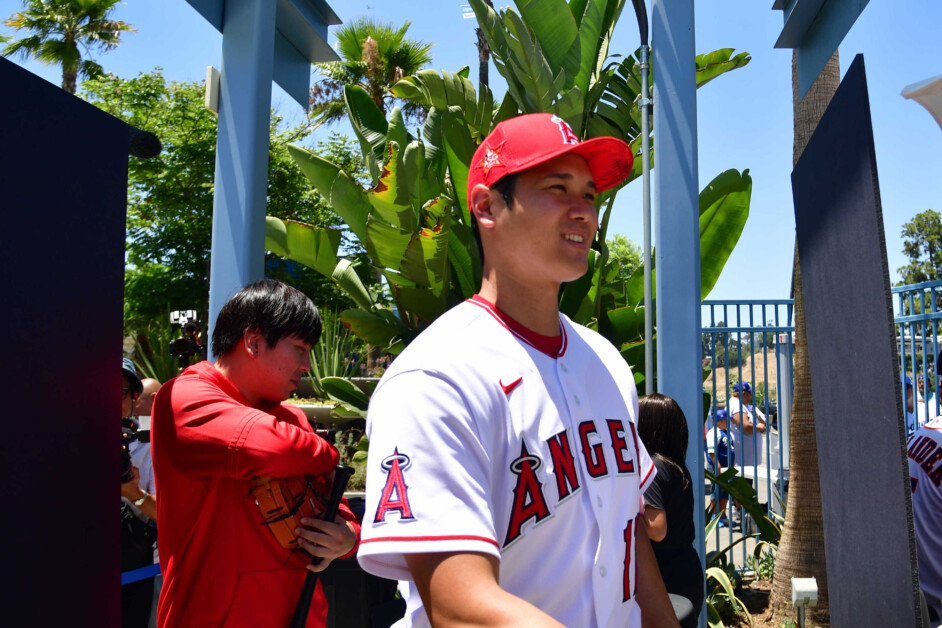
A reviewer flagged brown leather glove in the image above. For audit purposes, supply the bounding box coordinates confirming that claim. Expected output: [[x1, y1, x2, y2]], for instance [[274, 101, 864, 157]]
[[250, 474, 331, 552]]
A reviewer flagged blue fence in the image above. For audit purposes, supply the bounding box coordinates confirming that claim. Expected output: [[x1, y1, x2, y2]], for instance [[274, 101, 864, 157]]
[[893, 279, 942, 435], [701, 300, 794, 523], [700, 282, 942, 566]]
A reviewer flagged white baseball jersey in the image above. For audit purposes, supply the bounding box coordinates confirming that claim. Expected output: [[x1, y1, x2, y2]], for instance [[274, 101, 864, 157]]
[[908, 416, 942, 619], [727, 395, 764, 468], [358, 296, 655, 628]]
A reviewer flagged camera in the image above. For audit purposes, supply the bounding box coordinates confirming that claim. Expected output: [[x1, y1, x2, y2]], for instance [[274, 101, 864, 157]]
[[170, 309, 205, 368], [121, 417, 149, 483]]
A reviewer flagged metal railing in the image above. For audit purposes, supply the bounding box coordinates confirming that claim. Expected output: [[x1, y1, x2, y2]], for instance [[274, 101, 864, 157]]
[[698, 284, 942, 567], [893, 279, 942, 435], [701, 299, 794, 566]]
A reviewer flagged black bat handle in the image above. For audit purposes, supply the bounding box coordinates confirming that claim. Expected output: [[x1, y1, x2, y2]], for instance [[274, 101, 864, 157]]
[[288, 464, 355, 628]]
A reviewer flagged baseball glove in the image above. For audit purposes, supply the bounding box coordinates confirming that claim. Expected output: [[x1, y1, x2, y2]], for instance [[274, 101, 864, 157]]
[[249, 474, 331, 552]]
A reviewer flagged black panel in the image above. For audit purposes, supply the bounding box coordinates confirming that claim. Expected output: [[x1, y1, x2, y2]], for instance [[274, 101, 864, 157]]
[[792, 54, 921, 627], [0, 57, 128, 626]]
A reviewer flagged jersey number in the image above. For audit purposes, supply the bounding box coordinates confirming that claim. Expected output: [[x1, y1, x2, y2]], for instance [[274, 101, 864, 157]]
[[622, 519, 634, 602]]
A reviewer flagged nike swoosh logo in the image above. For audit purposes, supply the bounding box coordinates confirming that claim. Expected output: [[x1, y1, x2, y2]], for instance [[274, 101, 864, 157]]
[[499, 377, 523, 396]]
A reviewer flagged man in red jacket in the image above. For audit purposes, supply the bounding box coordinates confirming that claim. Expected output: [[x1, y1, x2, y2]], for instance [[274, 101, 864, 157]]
[[152, 279, 359, 627]]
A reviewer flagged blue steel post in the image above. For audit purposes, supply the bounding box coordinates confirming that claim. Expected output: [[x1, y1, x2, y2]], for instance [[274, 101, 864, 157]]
[[206, 0, 278, 360], [652, 0, 704, 623]]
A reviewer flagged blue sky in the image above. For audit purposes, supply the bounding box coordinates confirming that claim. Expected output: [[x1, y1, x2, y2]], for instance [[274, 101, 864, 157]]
[[3, 0, 940, 303]]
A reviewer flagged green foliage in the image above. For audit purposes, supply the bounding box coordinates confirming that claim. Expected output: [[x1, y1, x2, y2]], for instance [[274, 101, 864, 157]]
[[306, 311, 367, 400], [746, 545, 777, 581], [706, 564, 749, 628], [703, 465, 781, 627], [131, 325, 184, 383], [333, 427, 368, 491], [81, 70, 370, 333], [268, 91, 474, 354], [705, 466, 782, 546], [271, 0, 753, 382], [1, 0, 135, 93], [321, 377, 374, 419], [606, 234, 642, 284], [310, 16, 433, 128], [899, 209, 942, 285]]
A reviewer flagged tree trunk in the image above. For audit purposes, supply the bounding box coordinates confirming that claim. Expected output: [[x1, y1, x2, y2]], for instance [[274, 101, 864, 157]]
[[770, 50, 840, 611], [476, 0, 494, 87], [62, 69, 77, 94], [476, 27, 489, 88]]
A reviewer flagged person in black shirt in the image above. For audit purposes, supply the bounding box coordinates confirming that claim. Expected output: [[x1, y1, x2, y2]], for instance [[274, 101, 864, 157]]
[[638, 394, 704, 626]]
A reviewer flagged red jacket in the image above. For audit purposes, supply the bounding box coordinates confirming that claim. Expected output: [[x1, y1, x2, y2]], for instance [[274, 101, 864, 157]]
[[152, 361, 360, 627]]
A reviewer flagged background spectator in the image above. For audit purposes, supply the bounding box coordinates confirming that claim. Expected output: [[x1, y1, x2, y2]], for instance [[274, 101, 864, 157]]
[[638, 393, 704, 627]]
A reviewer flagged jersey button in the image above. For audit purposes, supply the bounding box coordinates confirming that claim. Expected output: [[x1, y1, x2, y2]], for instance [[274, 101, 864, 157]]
[[574, 395, 581, 406], [561, 363, 569, 373], [597, 497, 603, 507], [599, 566, 607, 577]]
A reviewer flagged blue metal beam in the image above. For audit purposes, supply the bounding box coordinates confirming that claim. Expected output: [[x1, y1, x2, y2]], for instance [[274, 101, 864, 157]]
[[773, 0, 870, 99], [652, 0, 705, 623], [185, 0, 339, 357], [206, 0, 278, 358], [185, 0, 339, 108]]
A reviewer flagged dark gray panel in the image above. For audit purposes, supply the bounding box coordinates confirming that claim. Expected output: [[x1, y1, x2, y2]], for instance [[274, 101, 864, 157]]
[[792, 54, 921, 627], [0, 57, 128, 626]]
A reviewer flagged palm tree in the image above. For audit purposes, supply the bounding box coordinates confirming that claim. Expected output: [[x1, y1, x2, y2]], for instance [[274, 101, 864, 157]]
[[309, 16, 433, 128], [1, 0, 135, 94], [769, 50, 840, 612]]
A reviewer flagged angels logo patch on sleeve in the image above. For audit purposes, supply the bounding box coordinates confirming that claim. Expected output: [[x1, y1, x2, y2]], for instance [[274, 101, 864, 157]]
[[374, 448, 415, 524]]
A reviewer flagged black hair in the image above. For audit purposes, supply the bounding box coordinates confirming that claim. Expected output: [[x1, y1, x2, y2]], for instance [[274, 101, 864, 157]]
[[470, 173, 517, 264], [637, 393, 691, 489], [211, 279, 322, 357]]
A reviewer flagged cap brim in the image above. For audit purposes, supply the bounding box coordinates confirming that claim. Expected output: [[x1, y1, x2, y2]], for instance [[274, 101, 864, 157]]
[[569, 136, 635, 193]]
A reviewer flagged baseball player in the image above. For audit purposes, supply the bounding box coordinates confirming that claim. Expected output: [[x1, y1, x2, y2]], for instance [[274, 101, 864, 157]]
[[358, 114, 678, 627], [727, 381, 766, 470], [908, 415, 942, 625]]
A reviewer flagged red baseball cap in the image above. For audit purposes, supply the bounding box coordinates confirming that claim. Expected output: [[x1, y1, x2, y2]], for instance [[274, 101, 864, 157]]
[[467, 113, 634, 200]]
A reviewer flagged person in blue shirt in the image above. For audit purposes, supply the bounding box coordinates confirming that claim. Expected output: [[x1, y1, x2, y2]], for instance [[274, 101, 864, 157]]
[[706, 409, 735, 527]]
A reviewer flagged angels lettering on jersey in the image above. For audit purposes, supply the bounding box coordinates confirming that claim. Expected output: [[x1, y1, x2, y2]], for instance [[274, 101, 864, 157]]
[[373, 418, 641, 548]]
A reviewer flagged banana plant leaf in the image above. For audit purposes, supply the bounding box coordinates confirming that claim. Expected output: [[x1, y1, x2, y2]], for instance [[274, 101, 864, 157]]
[[264, 217, 341, 278], [321, 377, 369, 418], [345, 84, 389, 182], [514, 0, 579, 84], [699, 169, 752, 299], [393, 284, 448, 323], [392, 69, 494, 138], [399, 221, 450, 295], [287, 144, 372, 244], [448, 222, 481, 300], [442, 110, 478, 225], [366, 217, 412, 276], [368, 141, 416, 231], [340, 308, 407, 353], [598, 305, 645, 347], [332, 259, 375, 313], [695, 48, 752, 89]]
